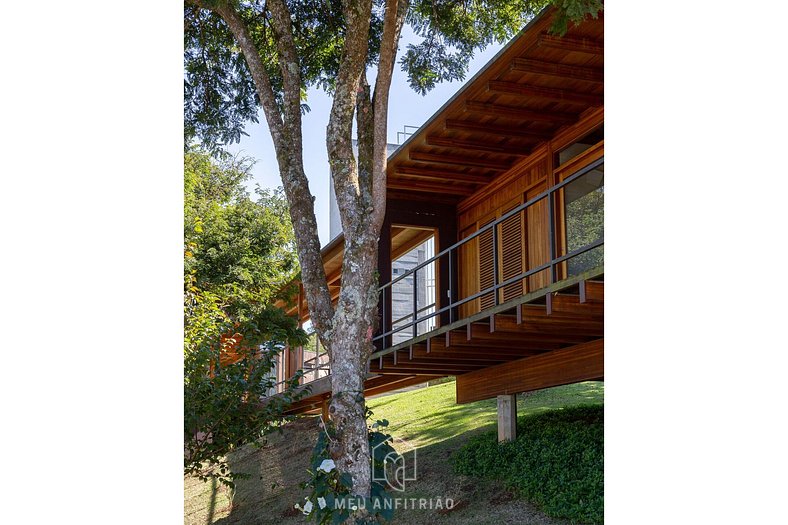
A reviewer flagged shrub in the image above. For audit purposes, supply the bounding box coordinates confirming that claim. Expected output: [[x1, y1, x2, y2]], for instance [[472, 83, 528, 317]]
[[453, 404, 603, 524]]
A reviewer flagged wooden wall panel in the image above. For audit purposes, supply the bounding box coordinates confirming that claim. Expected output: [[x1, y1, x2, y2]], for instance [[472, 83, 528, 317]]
[[526, 182, 551, 291], [454, 109, 604, 317], [456, 338, 604, 403], [458, 225, 478, 318]]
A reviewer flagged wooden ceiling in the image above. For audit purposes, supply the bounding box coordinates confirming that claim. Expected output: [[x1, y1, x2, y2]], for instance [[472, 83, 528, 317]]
[[386, 7, 604, 204]]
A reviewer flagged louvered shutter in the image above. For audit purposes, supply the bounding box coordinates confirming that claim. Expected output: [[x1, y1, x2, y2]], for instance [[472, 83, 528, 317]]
[[499, 206, 525, 301], [478, 220, 495, 310]]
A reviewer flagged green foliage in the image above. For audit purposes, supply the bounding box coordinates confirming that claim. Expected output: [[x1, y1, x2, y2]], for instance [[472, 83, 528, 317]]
[[184, 275, 308, 486], [453, 405, 604, 524], [184, 0, 603, 148], [184, 148, 308, 486], [184, 5, 259, 149], [185, 148, 298, 297], [402, 0, 545, 94], [550, 0, 603, 36], [297, 411, 399, 524]]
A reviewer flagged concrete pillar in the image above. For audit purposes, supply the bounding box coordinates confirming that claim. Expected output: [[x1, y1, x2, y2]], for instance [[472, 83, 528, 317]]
[[497, 394, 517, 442]]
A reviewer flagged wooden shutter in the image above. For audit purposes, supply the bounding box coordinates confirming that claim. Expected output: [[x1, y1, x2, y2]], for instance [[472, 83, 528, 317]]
[[478, 219, 495, 310], [499, 205, 525, 302]]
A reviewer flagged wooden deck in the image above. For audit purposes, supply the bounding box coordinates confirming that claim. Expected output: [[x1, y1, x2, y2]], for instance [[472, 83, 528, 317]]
[[281, 267, 603, 415]]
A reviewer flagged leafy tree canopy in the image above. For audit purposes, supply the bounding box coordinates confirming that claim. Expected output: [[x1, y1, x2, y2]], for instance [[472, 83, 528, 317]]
[[185, 148, 298, 301], [184, 148, 308, 485], [184, 0, 603, 149]]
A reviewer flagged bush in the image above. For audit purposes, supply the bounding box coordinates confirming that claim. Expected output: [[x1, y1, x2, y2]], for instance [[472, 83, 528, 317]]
[[453, 404, 603, 524]]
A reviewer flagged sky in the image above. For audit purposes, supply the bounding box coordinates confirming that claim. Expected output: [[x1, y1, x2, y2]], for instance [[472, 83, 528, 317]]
[[227, 27, 506, 247]]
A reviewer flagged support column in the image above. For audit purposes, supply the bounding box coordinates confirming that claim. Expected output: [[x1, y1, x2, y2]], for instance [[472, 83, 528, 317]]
[[497, 394, 517, 442], [320, 397, 330, 424]]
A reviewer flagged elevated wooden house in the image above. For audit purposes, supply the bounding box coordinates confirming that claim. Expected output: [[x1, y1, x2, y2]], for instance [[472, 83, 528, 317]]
[[274, 6, 603, 440]]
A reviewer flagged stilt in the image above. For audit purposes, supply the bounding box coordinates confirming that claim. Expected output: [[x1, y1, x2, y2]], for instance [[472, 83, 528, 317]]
[[321, 397, 330, 424], [497, 394, 517, 442]]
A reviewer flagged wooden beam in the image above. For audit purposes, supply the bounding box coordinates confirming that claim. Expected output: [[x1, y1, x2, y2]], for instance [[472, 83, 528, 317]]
[[395, 166, 491, 184], [372, 362, 480, 374], [488, 81, 603, 106], [320, 398, 330, 423], [456, 338, 604, 403], [491, 314, 603, 337], [511, 58, 603, 84], [445, 119, 551, 140], [386, 189, 460, 205], [538, 33, 604, 55], [464, 101, 576, 124], [391, 356, 505, 367], [439, 332, 566, 352], [409, 150, 511, 170], [364, 375, 442, 397], [408, 349, 539, 362], [425, 135, 530, 155], [387, 180, 475, 195], [409, 340, 549, 360]]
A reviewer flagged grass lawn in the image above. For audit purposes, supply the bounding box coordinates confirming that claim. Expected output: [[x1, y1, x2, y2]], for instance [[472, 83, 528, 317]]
[[184, 380, 603, 525]]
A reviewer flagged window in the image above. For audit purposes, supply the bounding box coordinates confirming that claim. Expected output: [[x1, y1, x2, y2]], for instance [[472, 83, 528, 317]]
[[564, 162, 604, 276], [390, 234, 436, 344]]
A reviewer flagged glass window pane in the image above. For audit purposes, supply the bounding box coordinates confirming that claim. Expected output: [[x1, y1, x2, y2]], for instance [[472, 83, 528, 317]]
[[565, 163, 604, 276]]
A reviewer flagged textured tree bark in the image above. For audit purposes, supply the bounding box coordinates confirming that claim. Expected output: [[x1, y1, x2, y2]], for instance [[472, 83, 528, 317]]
[[324, 0, 376, 499], [325, 1, 409, 502]]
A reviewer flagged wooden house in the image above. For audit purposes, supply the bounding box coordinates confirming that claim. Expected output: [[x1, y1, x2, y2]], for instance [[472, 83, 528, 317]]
[[274, 6, 603, 440]]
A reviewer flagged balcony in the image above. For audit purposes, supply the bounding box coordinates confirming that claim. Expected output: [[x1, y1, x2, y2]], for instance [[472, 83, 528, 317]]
[[272, 156, 603, 405]]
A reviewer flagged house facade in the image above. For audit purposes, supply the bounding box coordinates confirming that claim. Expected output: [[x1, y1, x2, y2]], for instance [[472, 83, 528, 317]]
[[273, 6, 604, 440]]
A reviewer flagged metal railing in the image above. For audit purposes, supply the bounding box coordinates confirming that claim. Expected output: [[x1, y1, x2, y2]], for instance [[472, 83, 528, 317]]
[[271, 332, 330, 394], [375, 156, 604, 349]]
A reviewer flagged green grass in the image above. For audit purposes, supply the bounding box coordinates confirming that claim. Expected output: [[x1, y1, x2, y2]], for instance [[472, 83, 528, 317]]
[[453, 405, 604, 524], [367, 379, 604, 447]]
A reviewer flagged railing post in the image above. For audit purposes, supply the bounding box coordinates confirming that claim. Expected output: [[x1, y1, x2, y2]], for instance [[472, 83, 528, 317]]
[[381, 287, 387, 349], [448, 250, 454, 323], [413, 268, 418, 338], [492, 222, 499, 305]]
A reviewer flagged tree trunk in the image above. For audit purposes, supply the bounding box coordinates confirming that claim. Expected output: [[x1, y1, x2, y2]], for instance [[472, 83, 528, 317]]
[[327, 235, 380, 498], [190, 0, 409, 507]]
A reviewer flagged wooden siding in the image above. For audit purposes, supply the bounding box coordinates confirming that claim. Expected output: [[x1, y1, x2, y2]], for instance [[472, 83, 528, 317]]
[[455, 108, 603, 318]]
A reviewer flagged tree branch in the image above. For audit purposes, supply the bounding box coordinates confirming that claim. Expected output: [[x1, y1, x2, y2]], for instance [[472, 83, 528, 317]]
[[189, 0, 334, 340], [369, 0, 409, 236], [326, 0, 373, 237], [266, 0, 304, 153]]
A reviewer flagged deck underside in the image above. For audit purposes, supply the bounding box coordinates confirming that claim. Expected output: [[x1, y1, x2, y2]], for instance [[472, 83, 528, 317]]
[[281, 267, 603, 415]]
